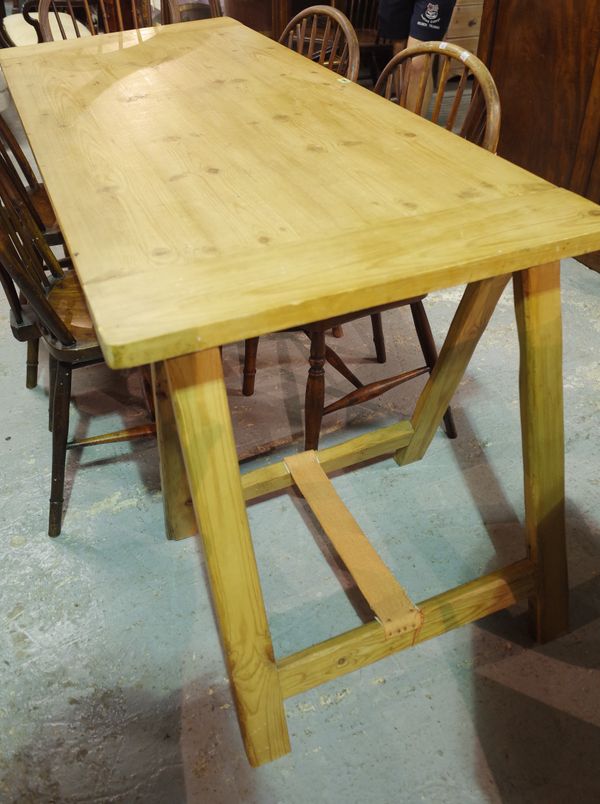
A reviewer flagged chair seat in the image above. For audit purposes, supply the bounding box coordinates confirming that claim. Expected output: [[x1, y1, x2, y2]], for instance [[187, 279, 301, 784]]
[[47, 271, 96, 343], [2, 10, 92, 46]]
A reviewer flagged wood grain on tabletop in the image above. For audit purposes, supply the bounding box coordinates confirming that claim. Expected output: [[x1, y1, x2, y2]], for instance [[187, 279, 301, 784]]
[[2, 18, 600, 369]]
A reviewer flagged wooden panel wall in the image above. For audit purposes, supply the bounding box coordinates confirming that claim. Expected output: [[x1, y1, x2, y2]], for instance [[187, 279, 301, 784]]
[[224, 0, 276, 35], [478, 0, 600, 268]]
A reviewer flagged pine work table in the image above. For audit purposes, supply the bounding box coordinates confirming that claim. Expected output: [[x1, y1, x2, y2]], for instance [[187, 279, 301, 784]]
[[3, 17, 600, 766]]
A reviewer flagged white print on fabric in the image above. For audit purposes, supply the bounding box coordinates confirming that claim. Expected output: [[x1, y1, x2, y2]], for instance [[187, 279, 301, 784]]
[[417, 2, 441, 29]]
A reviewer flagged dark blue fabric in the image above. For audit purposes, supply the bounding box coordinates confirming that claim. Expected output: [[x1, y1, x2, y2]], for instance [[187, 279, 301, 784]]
[[378, 0, 458, 42]]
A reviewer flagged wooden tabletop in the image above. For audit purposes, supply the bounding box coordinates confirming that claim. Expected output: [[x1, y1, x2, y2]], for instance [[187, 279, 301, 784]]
[[2, 17, 600, 368]]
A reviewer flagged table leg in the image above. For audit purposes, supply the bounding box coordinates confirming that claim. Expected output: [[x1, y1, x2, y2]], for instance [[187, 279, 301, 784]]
[[513, 262, 568, 642], [151, 363, 197, 541], [165, 348, 290, 766], [396, 275, 510, 466]]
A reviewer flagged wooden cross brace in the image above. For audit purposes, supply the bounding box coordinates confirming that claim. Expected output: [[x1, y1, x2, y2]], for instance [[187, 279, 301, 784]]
[[151, 265, 567, 766]]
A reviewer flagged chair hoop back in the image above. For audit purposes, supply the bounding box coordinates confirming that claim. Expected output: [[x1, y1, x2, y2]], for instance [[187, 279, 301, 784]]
[[0, 176, 73, 345], [279, 5, 360, 83], [0, 114, 40, 191], [374, 41, 501, 152], [167, 0, 220, 23], [37, 0, 159, 40], [0, 113, 46, 231], [337, 0, 378, 35]]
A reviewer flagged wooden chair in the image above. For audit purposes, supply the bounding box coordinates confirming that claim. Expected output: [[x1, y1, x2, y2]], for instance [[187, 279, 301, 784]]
[[0, 112, 65, 388], [243, 44, 500, 451], [360, 43, 500, 401], [168, 0, 220, 23], [0, 179, 155, 536], [373, 41, 501, 152], [35, 0, 179, 40], [334, 0, 391, 85], [0, 1, 37, 46], [279, 5, 360, 82], [0, 114, 61, 248], [1, 0, 95, 45], [243, 295, 456, 450]]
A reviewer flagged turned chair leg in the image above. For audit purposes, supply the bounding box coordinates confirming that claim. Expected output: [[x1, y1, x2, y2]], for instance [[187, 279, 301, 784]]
[[410, 301, 457, 439], [370, 312, 387, 363], [139, 365, 156, 421], [243, 337, 259, 396], [26, 338, 39, 389], [304, 331, 326, 451], [49, 361, 72, 537], [48, 354, 57, 432]]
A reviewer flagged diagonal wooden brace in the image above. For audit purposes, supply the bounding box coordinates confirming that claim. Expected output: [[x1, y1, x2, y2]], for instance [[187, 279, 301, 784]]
[[396, 275, 510, 466], [284, 450, 423, 638]]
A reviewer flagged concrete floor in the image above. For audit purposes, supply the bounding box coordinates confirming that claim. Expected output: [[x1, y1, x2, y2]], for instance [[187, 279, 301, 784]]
[[1, 254, 599, 802]]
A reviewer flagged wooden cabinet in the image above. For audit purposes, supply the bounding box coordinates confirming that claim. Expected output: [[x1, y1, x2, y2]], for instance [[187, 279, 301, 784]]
[[444, 0, 483, 55], [478, 0, 600, 269], [284, 0, 485, 51], [221, 0, 287, 37], [443, 0, 483, 77]]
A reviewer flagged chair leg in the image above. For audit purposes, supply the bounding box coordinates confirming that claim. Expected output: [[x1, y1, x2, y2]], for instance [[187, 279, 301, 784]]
[[49, 362, 72, 537], [304, 331, 326, 451], [242, 337, 259, 396], [410, 301, 457, 439], [48, 354, 57, 431], [26, 338, 39, 389], [332, 325, 344, 338], [139, 365, 156, 421], [370, 313, 387, 363]]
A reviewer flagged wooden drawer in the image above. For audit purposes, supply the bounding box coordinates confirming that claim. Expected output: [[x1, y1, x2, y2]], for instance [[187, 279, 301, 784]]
[[446, 1, 483, 40], [443, 34, 480, 53], [443, 1, 483, 77]]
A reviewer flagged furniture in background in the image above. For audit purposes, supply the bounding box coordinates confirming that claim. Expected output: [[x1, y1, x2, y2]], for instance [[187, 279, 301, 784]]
[[243, 42, 499, 450], [278, 7, 360, 83], [444, 0, 483, 77], [242, 4, 364, 447], [201, 0, 285, 37], [0, 180, 155, 536], [3, 16, 600, 767], [212, 1, 362, 54], [280, 0, 484, 77], [478, 0, 600, 271], [0, 112, 66, 387], [0, 0, 179, 43], [1, 265, 40, 389], [244, 294, 450, 450], [0, 114, 60, 247], [168, 0, 220, 23], [35, 0, 176, 39], [0, 0, 38, 46], [374, 40, 500, 151], [332, 0, 389, 84]]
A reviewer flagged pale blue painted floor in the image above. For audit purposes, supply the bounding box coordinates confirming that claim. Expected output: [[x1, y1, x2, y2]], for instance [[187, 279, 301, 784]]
[[1, 255, 599, 803]]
